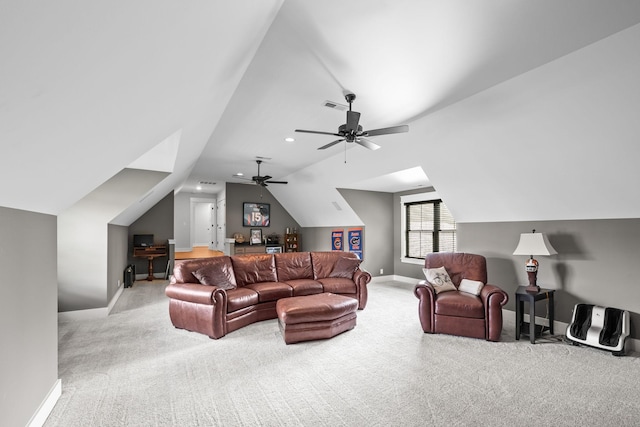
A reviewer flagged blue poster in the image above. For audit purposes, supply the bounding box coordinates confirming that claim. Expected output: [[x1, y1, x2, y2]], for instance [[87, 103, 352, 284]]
[[331, 229, 344, 251], [348, 228, 363, 259]]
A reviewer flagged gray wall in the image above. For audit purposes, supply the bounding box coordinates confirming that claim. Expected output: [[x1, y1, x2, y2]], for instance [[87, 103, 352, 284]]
[[301, 189, 394, 277], [173, 191, 193, 251], [458, 219, 640, 339], [108, 224, 129, 301], [0, 206, 58, 426], [129, 191, 174, 279], [226, 183, 300, 247], [340, 189, 393, 276]]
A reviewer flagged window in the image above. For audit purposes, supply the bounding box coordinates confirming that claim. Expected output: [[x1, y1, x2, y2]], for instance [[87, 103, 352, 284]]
[[405, 199, 456, 259]]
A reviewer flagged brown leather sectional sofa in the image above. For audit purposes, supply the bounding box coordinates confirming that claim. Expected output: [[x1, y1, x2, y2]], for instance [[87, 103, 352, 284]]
[[165, 251, 371, 339]]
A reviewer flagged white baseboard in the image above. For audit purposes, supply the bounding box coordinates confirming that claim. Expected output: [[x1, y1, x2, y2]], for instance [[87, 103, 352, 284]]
[[108, 283, 124, 314], [58, 307, 108, 322], [58, 284, 124, 321], [369, 275, 422, 285], [27, 379, 61, 427]]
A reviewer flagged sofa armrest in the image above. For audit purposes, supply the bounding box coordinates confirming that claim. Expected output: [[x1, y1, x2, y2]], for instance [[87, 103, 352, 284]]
[[353, 268, 372, 309], [165, 282, 224, 305]]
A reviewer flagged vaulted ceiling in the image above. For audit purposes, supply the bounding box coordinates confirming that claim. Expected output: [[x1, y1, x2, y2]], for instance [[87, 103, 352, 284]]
[[3, 1, 640, 226]]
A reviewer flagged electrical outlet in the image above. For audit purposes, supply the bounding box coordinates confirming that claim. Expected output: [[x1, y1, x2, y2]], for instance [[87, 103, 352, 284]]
[[379, 268, 384, 275]]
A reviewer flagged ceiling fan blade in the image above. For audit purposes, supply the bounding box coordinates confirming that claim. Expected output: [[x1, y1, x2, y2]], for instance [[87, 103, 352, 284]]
[[346, 111, 360, 132], [266, 180, 287, 184], [295, 129, 342, 137], [355, 138, 381, 151], [318, 139, 344, 150], [363, 124, 409, 137]]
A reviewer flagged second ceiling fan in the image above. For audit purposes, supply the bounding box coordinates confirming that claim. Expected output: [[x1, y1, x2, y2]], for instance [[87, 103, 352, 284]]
[[233, 159, 288, 187], [295, 92, 409, 151]]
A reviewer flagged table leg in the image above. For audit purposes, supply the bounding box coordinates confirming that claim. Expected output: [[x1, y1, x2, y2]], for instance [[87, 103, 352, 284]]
[[146, 257, 154, 281], [549, 293, 554, 335], [529, 297, 536, 344], [515, 298, 522, 340]]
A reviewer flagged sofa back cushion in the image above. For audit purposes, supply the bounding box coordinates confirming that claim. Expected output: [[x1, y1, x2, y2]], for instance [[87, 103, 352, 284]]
[[274, 252, 313, 281], [172, 257, 233, 284], [231, 254, 277, 286], [425, 252, 487, 286], [311, 251, 360, 280], [192, 258, 237, 290]]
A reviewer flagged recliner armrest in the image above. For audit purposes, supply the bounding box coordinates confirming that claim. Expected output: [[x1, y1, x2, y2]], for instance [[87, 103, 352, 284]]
[[479, 283, 509, 307]]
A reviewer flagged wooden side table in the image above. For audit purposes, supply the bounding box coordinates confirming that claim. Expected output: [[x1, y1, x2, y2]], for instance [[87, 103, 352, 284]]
[[515, 286, 555, 344]]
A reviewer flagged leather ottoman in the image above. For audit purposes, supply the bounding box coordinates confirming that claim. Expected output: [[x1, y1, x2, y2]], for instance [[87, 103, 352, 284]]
[[276, 293, 358, 344]]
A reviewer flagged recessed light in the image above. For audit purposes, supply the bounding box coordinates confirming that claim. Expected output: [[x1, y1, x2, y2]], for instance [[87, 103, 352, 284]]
[[285, 137, 295, 142], [196, 185, 202, 191], [236, 172, 244, 176]]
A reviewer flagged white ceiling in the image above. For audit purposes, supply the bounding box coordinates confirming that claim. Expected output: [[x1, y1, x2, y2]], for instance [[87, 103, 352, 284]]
[[3, 1, 640, 226]]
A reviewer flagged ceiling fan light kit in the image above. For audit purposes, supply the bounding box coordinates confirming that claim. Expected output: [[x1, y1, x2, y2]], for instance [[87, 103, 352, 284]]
[[295, 92, 409, 151]]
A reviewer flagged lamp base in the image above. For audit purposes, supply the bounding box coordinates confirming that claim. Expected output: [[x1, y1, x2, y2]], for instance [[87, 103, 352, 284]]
[[525, 270, 539, 293], [525, 284, 540, 293]]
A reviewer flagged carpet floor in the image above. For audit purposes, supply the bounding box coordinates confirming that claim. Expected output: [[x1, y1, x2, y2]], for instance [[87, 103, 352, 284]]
[[45, 280, 640, 426]]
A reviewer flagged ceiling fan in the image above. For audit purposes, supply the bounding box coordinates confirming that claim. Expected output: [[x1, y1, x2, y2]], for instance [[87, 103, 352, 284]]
[[233, 160, 288, 187], [295, 92, 409, 151]]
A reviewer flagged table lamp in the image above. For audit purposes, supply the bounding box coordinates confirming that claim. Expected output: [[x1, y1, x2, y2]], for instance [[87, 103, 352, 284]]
[[512, 229, 557, 293]]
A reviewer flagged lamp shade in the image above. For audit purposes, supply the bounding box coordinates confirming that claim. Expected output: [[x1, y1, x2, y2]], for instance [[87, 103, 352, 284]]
[[512, 232, 557, 256]]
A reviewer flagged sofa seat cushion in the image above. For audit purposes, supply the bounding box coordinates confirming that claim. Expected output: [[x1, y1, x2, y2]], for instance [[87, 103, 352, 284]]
[[226, 287, 259, 312], [317, 277, 357, 294], [434, 291, 484, 319], [245, 282, 293, 302], [282, 279, 324, 296]]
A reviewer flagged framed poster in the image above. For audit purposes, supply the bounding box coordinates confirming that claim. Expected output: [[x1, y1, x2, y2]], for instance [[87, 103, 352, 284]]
[[348, 227, 363, 259], [243, 202, 270, 227], [331, 229, 344, 251]]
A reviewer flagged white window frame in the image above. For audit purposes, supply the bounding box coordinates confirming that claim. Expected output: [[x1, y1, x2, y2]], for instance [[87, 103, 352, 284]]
[[400, 191, 441, 265]]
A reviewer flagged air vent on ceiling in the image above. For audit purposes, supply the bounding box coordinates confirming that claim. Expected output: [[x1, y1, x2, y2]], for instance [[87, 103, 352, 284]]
[[322, 101, 347, 111], [199, 181, 217, 185]]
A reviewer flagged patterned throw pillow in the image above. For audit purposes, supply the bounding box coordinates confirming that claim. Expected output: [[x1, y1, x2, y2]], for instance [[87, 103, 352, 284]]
[[423, 266, 456, 294]]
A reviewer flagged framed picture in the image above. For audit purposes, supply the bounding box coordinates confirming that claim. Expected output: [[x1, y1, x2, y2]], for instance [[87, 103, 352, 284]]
[[243, 202, 270, 227], [250, 229, 263, 245]]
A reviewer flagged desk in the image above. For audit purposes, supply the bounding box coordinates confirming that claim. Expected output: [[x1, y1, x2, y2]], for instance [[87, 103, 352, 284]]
[[133, 245, 167, 281], [515, 286, 555, 344]]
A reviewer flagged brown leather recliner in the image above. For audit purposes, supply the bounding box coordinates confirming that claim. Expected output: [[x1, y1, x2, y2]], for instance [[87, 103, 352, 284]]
[[414, 252, 508, 342]]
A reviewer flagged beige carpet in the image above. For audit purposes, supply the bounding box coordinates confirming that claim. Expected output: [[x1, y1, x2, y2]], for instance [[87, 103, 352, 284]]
[[46, 280, 640, 426]]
